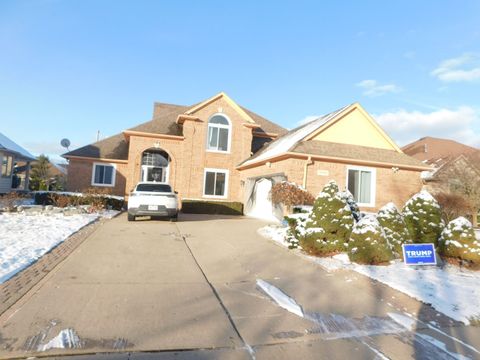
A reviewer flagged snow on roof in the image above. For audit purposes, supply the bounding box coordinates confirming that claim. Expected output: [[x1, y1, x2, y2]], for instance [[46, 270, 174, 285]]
[[240, 104, 352, 167], [0, 132, 36, 161]]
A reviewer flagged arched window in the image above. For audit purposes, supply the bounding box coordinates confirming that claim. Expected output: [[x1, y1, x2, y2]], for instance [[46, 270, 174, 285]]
[[141, 150, 169, 182], [207, 115, 230, 152]]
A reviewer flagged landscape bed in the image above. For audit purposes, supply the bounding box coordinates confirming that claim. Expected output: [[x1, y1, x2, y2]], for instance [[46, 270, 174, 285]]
[[259, 224, 480, 325], [0, 210, 118, 284]]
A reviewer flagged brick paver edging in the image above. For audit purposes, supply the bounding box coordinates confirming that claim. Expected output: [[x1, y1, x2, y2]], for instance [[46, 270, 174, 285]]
[[0, 213, 122, 316]]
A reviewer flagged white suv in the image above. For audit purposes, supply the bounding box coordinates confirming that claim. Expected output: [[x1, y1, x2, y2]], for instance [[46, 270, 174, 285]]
[[127, 182, 179, 222]]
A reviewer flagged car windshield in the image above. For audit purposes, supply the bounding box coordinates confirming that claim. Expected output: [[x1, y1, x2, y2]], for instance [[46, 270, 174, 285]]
[[135, 183, 172, 192]]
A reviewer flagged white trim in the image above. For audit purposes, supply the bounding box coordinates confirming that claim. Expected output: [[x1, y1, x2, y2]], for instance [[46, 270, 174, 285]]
[[345, 165, 376, 207], [141, 164, 170, 183], [206, 113, 232, 154], [91, 162, 117, 187], [202, 168, 229, 199]]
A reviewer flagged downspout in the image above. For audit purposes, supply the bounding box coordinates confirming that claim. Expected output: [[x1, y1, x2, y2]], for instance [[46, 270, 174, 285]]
[[303, 156, 313, 189]]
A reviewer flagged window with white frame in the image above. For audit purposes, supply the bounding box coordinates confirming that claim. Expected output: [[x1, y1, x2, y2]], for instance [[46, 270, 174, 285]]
[[347, 167, 375, 206], [91, 163, 116, 186], [207, 115, 230, 152], [203, 169, 228, 197], [1, 154, 13, 177]]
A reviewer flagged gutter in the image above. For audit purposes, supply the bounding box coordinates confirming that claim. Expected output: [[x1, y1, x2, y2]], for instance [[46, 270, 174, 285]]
[[303, 156, 313, 188], [236, 152, 432, 172]]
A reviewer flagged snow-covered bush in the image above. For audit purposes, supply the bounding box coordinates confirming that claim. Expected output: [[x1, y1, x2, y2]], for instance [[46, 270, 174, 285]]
[[339, 190, 361, 222], [347, 215, 394, 265], [402, 190, 444, 245], [284, 213, 309, 249], [439, 217, 480, 266], [377, 202, 412, 258], [301, 181, 354, 256]]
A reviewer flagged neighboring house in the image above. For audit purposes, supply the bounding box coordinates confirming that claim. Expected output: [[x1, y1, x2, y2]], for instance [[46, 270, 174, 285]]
[[402, 136, 480, 191], [402, 136, 478, 167], [0, 132, 36, 193], [63, 93, 429, 215]]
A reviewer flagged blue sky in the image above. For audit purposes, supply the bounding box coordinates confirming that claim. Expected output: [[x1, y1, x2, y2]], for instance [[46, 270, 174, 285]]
[[1, 0, 480, 163]]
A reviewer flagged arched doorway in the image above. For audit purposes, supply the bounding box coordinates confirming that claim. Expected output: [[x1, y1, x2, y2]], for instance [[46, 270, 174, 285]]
[[140, 149, 170, 183]]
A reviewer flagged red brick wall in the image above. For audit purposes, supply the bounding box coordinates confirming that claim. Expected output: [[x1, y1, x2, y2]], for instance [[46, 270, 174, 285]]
[[239, 158, 423, 211], [66, 159, 128, 196]]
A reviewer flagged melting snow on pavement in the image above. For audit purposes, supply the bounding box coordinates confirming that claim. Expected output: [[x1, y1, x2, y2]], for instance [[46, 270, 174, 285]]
[[38, 328, 82, 351], [257, 279, 478, 359], [259, 225, 480, 325], [0, 212, 106, 283]]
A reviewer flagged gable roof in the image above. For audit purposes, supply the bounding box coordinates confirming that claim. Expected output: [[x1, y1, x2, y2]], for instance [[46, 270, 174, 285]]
[[63, 93, 286, 160], [238, 104, 352, 167], [291, 141, 428, 169], [238, 103, 429, 170], [402, 136, 477, 167], [0, 132, 36, 161]]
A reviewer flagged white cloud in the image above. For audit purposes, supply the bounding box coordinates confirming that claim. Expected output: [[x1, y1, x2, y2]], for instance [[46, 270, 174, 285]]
[[375, 106, 480, 147], [431, 54, 480, 82], [356, 79, 401, 97]]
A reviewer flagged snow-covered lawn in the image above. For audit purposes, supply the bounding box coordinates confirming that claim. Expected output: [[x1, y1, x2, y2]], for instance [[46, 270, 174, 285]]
[[0, 211, 118, 283], [258, 224, 480, 325]]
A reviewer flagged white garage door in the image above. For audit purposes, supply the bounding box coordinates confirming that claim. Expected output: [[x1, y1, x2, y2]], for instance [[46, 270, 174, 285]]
[[245, 177, 282, 222]]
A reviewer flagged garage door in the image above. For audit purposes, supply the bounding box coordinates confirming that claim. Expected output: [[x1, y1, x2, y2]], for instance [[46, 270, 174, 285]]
[[244, 176, 284, 222]]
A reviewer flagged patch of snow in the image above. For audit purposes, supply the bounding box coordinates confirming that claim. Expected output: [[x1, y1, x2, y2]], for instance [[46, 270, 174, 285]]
[[257, 226, 288, 247], [0, 212, 99, 283], [258, 224, 480, 324], [352, 214, 381, 235], [349, 261, 480, 325], [405, 190, 440, 208], [256, 279, 304, 317], [38, 328, 82, 351], [416, 334, 471, 360], [388, 312, 416, 330]]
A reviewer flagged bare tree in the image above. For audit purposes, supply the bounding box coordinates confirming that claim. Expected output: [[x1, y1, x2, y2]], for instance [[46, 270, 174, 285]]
[[435, 155, 480, 226]]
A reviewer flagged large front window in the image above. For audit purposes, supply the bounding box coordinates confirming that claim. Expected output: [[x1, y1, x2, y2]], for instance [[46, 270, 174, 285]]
[[203, 169, 228, 197], [347, 167, 375, 206], [1, 155, 13, 177], [207, 115, 230, 152], [92, 163, 116, 186], [141, 150, 169, 182]]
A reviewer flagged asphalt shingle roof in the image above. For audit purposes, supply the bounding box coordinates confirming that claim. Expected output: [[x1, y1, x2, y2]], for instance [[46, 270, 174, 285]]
[[63, 100, 286, 160]]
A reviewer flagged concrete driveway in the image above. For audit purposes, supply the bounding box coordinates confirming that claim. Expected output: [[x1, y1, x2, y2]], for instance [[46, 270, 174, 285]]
[[0, 213, 479, 359]]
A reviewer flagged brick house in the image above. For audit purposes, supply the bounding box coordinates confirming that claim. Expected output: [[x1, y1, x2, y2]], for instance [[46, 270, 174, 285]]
[[63, 92, 429, 215]]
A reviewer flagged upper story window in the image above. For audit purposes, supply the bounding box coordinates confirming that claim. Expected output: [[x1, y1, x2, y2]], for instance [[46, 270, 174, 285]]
[[207, 114, 231, 152]]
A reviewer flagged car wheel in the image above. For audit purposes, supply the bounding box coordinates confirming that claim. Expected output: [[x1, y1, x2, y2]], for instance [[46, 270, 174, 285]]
[[170, 214, 178, 222], [127, 213, 135, 222]]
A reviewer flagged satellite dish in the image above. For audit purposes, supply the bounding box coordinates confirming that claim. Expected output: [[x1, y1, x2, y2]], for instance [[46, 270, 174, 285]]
[[61, 138, 71, 150]]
